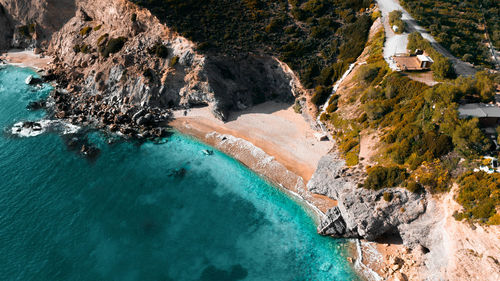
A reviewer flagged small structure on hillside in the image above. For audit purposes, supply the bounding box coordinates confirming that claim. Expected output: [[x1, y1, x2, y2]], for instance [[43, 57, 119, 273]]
[[416, 55, 433, 68], [392, 51, 434, 71], [458, 103, 500, 127]]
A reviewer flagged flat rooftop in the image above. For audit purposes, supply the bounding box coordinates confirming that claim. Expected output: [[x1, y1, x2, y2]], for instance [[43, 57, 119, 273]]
[[458, 103, 500, 118]]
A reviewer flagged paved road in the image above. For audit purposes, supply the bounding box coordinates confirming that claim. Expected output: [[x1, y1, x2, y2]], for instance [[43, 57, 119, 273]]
[[377, 0, 477, 76]]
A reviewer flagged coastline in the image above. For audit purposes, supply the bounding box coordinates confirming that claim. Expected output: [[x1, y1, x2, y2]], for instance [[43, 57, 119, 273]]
[[1, 49, 387, 280], [168, 104, 389, 281], [169, 102, 336, 215]]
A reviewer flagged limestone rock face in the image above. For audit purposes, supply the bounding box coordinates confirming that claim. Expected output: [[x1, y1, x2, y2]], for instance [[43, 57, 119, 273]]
[[0, 0, 303, 122], [0, 0, 76, 47], [308, 153, 440, 249]]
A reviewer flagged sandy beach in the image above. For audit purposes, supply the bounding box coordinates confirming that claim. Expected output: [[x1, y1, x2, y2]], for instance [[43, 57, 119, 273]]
[[0, 49, 52, 70], [169, 101, 337, 214]]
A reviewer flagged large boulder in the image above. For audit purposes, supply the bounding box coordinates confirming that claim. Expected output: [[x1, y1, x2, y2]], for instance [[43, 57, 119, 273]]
[[308, 153, 435, 248]]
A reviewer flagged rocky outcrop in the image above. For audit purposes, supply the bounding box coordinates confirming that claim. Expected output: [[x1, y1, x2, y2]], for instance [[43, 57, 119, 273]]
[[0, 0, 303, 127], [308, 153, 441, 250], [0, 0, 76, 48]]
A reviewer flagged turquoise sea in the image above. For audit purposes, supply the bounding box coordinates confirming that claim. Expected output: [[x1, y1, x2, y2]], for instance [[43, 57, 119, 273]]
[[0, 65, 360, 281]]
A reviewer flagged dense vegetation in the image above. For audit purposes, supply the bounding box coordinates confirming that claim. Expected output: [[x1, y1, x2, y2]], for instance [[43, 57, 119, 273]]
[[322, 23, 498, 202], [131, 0, 373, 92], [363, 166, 407, 190], [400, 0, 498, 67], [456, 171, 500, 224]]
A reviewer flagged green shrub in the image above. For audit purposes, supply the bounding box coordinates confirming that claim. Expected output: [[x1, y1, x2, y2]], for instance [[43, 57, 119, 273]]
[[406, 181, 423, 193], [311, 86, 332, 106], [93, 24, 102, 31], [149, 42, 169, 58], [457, 171, 500, 224], [364, 166, 408, 190], [169, 56, 179, 67], [388, 10, 405, 33], [74, 44, 92, 54], [325, 94, 339, 113], [431, 56, 454, 79], [383, 191, 393, 201], [79, 26, 92, 36], [371, 11, 381, 21], [100, 37, 127, 57], [97, 33, 109, 46], [357, 64, 380, 84], [293, 99, 302, 113], [131, 13, 137, 22]]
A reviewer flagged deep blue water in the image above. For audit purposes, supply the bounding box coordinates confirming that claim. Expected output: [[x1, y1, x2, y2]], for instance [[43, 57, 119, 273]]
[[0, 65, 360, 281]]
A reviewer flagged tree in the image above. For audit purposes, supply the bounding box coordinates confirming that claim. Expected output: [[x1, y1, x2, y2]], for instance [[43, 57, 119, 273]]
[[452, 118, 490, 157], [431, 57, 454, 79], [389, 10, 405, 33]]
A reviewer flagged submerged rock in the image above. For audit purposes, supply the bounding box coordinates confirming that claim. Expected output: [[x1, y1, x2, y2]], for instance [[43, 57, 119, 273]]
[[80, 144, 100, 159], [168, 167, 186, 178], [26, 100, 46, 110]]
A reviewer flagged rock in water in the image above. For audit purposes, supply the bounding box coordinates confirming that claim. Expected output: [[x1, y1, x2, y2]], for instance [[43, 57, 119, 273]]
[[25, 75, 43, 85]]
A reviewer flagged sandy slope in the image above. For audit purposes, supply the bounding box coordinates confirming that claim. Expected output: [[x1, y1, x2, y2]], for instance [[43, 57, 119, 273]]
[[440, 186, 500, 281]]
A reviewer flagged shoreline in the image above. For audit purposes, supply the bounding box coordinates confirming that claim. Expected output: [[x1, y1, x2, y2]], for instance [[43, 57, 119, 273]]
[[169, 105, 387, 281], [2, 50, 385, 280], [169, 103, 336, 215], [0, 49, 53, 70]]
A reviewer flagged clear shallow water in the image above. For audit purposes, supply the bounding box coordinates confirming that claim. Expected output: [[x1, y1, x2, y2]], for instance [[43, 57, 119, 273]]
[[0, 65, 360, 281]]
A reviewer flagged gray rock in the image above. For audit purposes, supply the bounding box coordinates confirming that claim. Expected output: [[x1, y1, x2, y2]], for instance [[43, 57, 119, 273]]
[[309, 153, 434, 246]]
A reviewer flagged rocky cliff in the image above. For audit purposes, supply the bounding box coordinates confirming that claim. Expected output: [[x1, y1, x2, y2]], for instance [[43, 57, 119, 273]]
[[0, 0, 76, 48], [308, 153, 444, 251], [0, 0, 303, 127]]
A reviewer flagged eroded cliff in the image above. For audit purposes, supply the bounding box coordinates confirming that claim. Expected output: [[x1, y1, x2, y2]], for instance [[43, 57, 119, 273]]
[[0, 0, 303, 132]]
